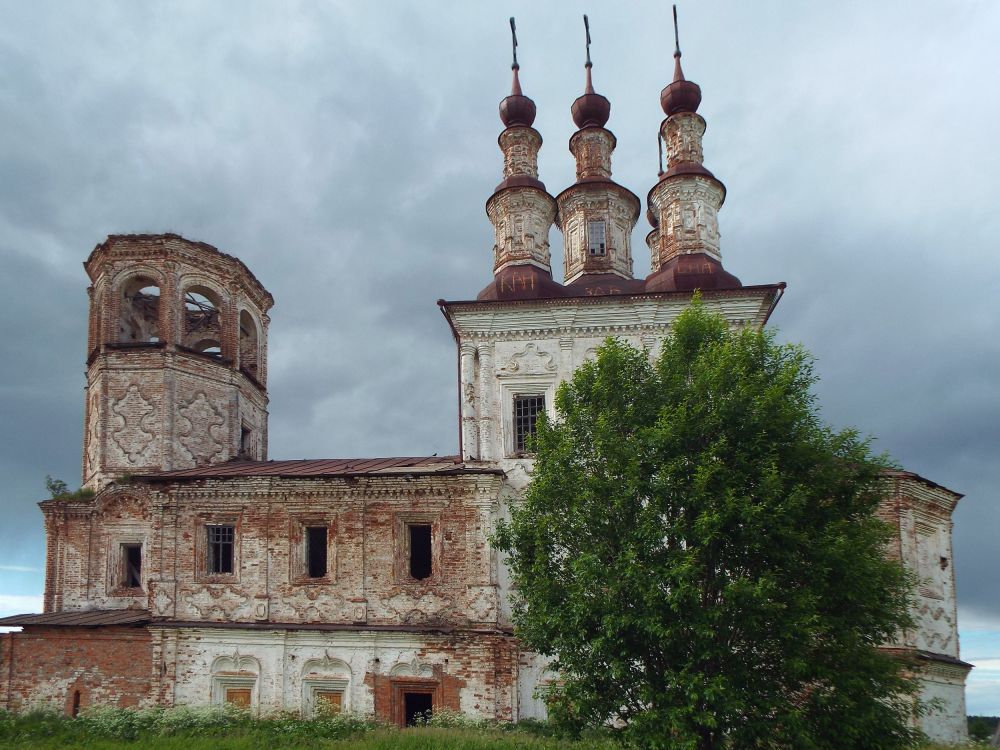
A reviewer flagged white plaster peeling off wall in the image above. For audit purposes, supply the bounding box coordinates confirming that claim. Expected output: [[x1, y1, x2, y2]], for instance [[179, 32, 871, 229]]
[[169, 628, 496, 717]]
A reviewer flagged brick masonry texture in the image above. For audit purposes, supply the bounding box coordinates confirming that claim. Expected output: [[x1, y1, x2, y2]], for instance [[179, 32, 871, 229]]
[[1, 195, 969, 741], [0, 627, 153, 713]]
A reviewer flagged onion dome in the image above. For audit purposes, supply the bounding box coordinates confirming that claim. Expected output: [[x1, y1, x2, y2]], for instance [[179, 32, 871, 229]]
[[499, 65, 537, 128], [660, 7, 701, 116], [660, 51, 701, 115], [571, 65, 610, 129]]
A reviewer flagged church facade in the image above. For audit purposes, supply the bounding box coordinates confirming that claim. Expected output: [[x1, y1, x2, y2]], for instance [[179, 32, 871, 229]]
[[0, 31, 969, 743]]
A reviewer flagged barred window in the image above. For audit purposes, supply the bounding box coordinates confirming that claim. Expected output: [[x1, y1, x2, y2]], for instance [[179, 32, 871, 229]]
[[207, 525, 235, 574], [514, 394, 545, 453], [587, 220, 606, 256]]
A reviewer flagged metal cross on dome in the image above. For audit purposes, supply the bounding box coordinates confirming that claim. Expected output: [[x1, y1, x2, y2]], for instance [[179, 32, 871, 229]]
[[509, 17, 518, 70]]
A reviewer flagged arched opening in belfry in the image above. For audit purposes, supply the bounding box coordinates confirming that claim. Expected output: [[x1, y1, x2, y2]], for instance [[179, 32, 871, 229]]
[[239, 309, 260, 378], [119, 277, 161, 343], [183, 286, 223, 356]]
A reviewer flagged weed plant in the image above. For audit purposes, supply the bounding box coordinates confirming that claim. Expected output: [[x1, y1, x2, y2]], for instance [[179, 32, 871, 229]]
[[0, 707, 973, 749]]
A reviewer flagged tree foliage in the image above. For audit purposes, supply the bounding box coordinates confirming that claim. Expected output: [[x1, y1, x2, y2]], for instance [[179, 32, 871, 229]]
[[44, 475, 69, 498], [494, 301, 922, 750]]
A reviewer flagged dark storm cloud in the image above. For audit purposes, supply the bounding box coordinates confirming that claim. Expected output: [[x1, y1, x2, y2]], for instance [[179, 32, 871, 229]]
[[0, 0, 997, 704]]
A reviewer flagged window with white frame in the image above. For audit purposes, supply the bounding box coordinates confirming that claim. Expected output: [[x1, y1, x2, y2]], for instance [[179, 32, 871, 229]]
[[211, 654, 259, 710], [302, 656, 351, 716], [587, 220, 607, 256]]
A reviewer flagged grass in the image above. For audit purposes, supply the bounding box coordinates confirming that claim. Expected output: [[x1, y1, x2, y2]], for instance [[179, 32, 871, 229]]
[[0, 707, 616, 750], [0, 707, 977, 749]]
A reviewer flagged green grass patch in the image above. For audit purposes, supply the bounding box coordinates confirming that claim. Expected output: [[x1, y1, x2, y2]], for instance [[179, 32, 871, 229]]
[[0, 707, 616, 750], [0, 707, 974, 749]]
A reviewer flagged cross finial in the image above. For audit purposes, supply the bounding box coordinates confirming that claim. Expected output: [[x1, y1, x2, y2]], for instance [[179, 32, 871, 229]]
[[584, 14, 593, 68], [672, 4, 681, 59], [510, 17, 519, 70]]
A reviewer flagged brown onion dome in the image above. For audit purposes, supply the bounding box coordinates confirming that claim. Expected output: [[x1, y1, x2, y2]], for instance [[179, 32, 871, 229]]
[[499, 66, 537, 128], [660, 53, 701, 116], [571, 65, 610, 129]]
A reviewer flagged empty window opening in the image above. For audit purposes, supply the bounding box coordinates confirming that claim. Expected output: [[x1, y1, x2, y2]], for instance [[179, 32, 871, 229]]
[[409, 525, 432, 580], [183, 287, 223, 354], [514, 394, 545, 453], [239, 424, 253, 459], [306, 526, 328, 578], [71, 690, 82, 717], [119, 279, 161, 343], [404, 692, 433, 727], [225, 687, 252, 708], [239, 310, 260, 377], [587, 220, 607, 256], [121, 543, 142, 588], [207, 525, 235, 574], [315, 690, 342, 714]]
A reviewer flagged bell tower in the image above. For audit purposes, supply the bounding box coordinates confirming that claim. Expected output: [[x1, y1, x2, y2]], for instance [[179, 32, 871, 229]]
[[477, 19, 561, 302], [556, 16, 641, 291], [82, 233, 274, 490], [645, 7, 741, 292]]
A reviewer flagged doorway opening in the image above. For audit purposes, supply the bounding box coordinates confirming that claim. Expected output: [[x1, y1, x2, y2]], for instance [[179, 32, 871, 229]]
[[403, 691, 433, 726]]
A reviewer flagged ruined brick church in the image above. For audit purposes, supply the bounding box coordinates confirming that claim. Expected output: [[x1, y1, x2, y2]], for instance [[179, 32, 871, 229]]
[[0, 23, 970, 744]]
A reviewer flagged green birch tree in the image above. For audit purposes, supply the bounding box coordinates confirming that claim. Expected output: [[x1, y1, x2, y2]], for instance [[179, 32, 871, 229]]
[[494, 301, 921, 750]]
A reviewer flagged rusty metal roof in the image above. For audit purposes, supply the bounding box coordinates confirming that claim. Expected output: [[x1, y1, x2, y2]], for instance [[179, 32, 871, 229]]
[[142, 456, 501, 482], [0, 609, 151, 627]]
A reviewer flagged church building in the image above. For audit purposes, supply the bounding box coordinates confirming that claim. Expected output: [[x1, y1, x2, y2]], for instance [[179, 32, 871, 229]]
[[0, 20, 970, 743]]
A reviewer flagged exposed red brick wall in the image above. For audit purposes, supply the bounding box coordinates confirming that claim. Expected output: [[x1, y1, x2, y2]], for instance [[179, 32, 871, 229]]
[[44, 473, 504, 628], [1, 626, 152, 713], [0, 633, 12, 708], [364, 633, 515, 726]]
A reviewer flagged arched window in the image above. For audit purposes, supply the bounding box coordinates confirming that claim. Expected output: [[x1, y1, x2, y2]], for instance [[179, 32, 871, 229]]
[[182, 285, 223, 356], [211, 653, 260, 709], [302, 654, 352, 716], [239, 310, 260, 377], [119, 277, 161, 343]]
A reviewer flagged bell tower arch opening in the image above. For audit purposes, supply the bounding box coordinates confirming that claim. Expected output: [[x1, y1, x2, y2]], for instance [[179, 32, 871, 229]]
[[118, 275, 162, 344], [239, 309, 261, 379], [182, 285, 224, 357]]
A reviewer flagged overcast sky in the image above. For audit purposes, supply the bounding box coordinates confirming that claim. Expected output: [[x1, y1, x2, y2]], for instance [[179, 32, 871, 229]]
[[1, 0, 997, 714]]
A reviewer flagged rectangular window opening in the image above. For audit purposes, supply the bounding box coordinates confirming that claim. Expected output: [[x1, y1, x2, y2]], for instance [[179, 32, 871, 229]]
[[514, 394, 545, 453], [306, 526, 328, 578], [207, 525, 235, 575], [587, 220, 607, 256], [409, 524, 432, 580], [121, 543, 142, 588], [239, 425, 252, 458]]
